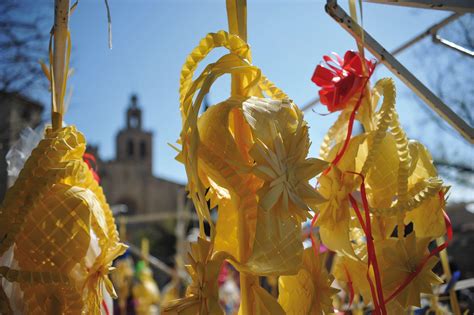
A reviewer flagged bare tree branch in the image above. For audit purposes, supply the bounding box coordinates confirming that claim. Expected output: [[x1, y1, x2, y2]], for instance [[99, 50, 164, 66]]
[[0, 0, 49, 96], [410, 14, 474, 186], [434, 160, 474, 174]]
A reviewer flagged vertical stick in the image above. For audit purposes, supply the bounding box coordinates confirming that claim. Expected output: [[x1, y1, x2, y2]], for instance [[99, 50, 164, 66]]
[[52, 0, 70, 130], [141, 238, 150, 267], [119, 216, 127, 241], [237, 199, 255, 315], [226, 0, 248, 96], [8, 4, 70, 308], [175, 188, 187, 279], [225, 1, 256, 314], [437, 237, 461, 315]]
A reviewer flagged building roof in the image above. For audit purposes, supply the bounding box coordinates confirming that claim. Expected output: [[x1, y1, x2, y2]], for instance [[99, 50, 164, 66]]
[[0, 91, 44, 112]]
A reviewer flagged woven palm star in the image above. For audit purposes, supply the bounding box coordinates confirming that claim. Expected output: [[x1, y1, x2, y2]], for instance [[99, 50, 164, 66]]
[[162, 237, 224, 315], [243, 97, 327, 220], [377, 232, 443, 309], [317, 166, 354, 229], [279, 248, 338, 314]]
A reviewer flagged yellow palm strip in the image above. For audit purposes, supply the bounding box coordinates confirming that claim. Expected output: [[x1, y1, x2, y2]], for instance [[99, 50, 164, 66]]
[[0, 266, 70, 286], [258, 74, 289, 100], [390, 109, 412, 237], [180, 54, 261, 237], [179, 30, 287, 117], [179, 31, 251, 114], [371, 177, 442, 217], [320, 108, 351, 159], [360, 78, 396, 176], [48, 31, 72, 130]]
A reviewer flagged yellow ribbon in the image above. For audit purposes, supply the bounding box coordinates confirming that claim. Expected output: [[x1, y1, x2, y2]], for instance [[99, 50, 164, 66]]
[[41, 29, 72, 130]]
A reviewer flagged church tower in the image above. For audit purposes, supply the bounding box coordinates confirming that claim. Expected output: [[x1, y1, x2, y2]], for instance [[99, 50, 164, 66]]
[[116, 94, 153, 172], [89, 93, 184, 216]]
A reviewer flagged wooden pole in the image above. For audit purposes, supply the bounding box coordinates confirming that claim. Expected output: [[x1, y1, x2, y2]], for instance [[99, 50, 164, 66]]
[[52, 0, 70, 130], [437, 237, 461, 315], [175, 188, 188, 284], [325, 0, 474, 143], [141, 238, 150, 267], [301, 13, 463, 113]]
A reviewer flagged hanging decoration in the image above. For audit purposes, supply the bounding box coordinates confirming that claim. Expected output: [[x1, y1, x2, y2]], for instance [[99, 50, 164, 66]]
[[132, 238, 161, 315], [163, 0, 333, 313], [162, 0, 457, 313], [311, 49, 456, 314], [0, 1, 126, 314]]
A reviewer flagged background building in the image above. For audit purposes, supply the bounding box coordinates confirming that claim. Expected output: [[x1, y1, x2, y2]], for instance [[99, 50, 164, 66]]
[[0, 92, 185, 216], [0, 92, 44, 200], [91, 94, 185, 216]]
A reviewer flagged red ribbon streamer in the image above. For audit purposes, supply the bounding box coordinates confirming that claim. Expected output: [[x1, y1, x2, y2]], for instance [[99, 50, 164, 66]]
[[346, 171, 387, 314], [349, 192, 386, 315], [323, 64, 377, 176], [348, 173, 453, 312], [101, 299, 110, 315], [343, 266, 355, 307], [310, 213, 320, 257], [83, 152, 100, 183], [359, 178, 386, 315]]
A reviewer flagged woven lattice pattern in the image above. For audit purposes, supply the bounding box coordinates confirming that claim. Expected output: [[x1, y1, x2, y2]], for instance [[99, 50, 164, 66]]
[[0, 126, 125, 314]]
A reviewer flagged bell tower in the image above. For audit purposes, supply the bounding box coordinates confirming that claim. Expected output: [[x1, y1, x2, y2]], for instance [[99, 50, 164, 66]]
[[127, 94, 142, 129], [116, 94, 153, 172]]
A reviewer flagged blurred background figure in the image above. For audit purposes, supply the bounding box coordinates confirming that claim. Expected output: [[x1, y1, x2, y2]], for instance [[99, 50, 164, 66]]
[[111, 252, 135, 315], [132, 239, 161, 315], [133, 260, 161, 315]]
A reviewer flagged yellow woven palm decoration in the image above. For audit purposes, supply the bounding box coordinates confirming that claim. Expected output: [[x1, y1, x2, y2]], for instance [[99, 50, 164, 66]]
[[168, 3, 328, 311], [0, 126, 126, 314], [332, 254, 373, 303], [278, 248, 338, 315], [0, 2, 125, 313], [162, 237, 224, 315], [312, 49, 455, 313], [376, 233, 443, 310]]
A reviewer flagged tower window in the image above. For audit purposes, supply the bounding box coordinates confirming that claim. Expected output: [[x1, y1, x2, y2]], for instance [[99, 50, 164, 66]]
[[127, 139, 134, 157], [130, 116, 139, 128], [140, 141, 147, 159]]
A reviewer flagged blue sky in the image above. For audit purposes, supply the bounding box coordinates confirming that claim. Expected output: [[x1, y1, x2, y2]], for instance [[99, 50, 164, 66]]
[[28, 0, 472, 200]]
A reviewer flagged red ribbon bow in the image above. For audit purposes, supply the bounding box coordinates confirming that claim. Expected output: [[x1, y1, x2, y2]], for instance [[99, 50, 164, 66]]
[[312, 51, 375, 112]]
